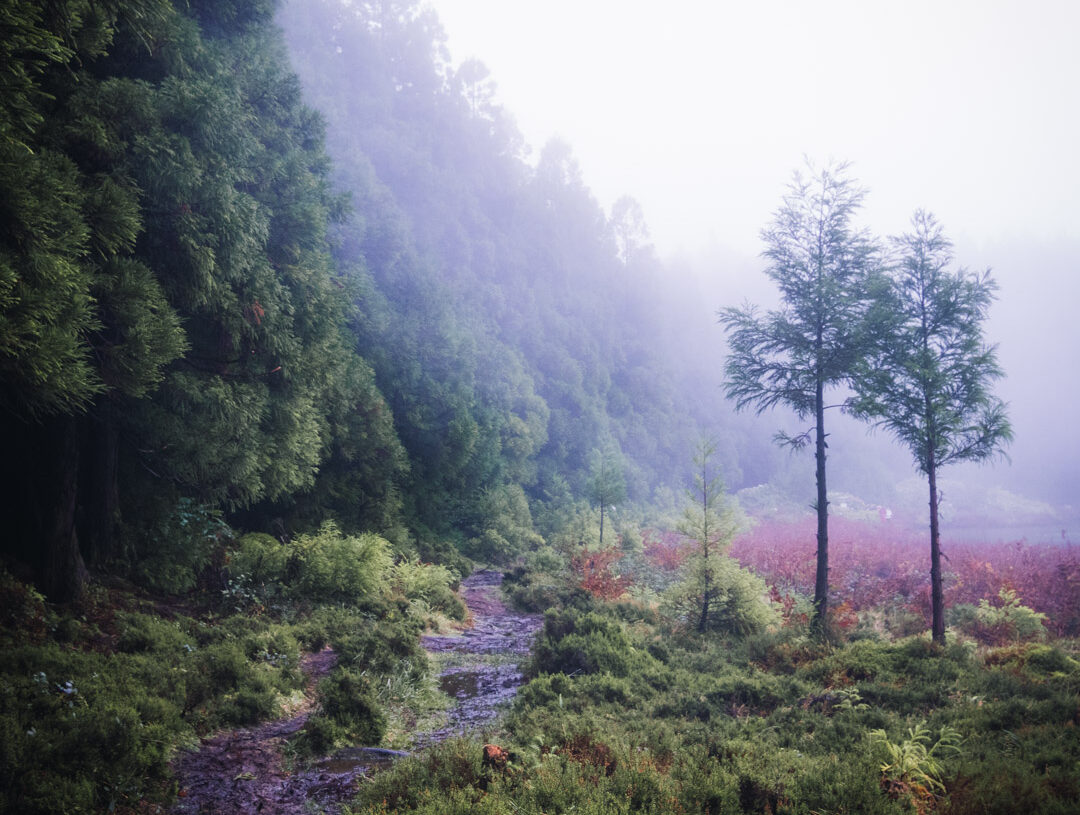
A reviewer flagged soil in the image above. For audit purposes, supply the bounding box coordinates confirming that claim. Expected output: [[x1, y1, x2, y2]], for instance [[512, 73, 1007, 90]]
[[414, 569, 542, 748], [169, 569, 539, 814]]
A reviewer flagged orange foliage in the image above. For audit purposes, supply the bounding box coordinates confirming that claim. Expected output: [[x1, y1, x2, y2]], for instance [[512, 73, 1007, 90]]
[[573, 546, 633, 600]]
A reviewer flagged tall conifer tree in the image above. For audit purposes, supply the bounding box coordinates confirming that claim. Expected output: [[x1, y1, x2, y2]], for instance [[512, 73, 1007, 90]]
[[850, 211, 1011, 645], [720, 161, 879, 634]]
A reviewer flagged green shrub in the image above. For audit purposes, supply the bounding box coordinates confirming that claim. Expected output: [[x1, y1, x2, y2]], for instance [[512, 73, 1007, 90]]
[[528, 609, 655, 678], [463, 484, 545, 565], [976, 588, 1048, 643], [390, 558, 466, 621], [228, 532, 289, 591], [298, 668, 386, 754], [0, 644, 185, 814], [414, 537, 473, 581], [128, 498, 231, 594], [115, 611, 194, 655], [662, 555, 780, 636], [289, 521, 392, 605], [0, 570, 52, 646]]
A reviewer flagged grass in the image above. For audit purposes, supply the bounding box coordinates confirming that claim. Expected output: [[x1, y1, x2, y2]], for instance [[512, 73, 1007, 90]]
[[339, 549, 1080, 815]]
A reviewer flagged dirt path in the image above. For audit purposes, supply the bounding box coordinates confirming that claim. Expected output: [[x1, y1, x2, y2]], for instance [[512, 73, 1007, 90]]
[[170, 569, 539, 814], [415, 569, 542, 748]]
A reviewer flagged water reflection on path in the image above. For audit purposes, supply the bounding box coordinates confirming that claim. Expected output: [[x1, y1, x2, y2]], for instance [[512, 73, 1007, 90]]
[[413, 569, 542, 748]]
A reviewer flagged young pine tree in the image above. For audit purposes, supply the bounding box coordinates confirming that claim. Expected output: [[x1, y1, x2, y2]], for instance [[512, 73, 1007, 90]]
[[850, 211, 1011, 645], [719, 160, 880, 634], [678, 438, 741, 633]]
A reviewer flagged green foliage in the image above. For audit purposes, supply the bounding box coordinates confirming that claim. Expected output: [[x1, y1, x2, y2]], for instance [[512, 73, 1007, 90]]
[[289, 521, 392, 605], [3, 0, 407, 603], [128, 498, 231, 593], [0, 586, 306, 814], [528, 609, 659, 679], [390, 558, 466, 621], [849, 210, 1011, 644], [501, 559, 595, 614], [719, 159, 880, 632], [663, 555, 780, 637], [975, 587, 1048, 643], [298, 668, 386, 755], [870, 721, 964, 809], [586, 442, 627, 546], [669, 437, 766, 634], [850, 211, 1011, 476], [230, 531, 289, 587]]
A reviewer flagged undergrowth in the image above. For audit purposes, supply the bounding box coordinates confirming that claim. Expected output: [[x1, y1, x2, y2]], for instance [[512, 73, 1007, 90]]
[[0, 519, 466, 814], [343, 551, 1080, 815]]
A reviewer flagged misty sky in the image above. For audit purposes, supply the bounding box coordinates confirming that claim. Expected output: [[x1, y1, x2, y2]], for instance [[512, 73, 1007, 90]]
[[424, 0, 1079, 524], [429, 0, 1079, 258]]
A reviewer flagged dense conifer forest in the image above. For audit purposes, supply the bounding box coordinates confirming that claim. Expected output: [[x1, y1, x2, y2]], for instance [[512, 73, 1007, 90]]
[[1, 1, 1077, 813]]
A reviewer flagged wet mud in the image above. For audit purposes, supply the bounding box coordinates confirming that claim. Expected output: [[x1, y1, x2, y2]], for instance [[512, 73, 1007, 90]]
[[169, 569, 539, 814], [414, 569, 541, 748]]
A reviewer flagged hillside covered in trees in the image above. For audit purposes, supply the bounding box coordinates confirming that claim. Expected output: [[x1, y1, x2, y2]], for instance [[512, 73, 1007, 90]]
[[1, 0, 759, 603], [2, 2, 1078, 814]]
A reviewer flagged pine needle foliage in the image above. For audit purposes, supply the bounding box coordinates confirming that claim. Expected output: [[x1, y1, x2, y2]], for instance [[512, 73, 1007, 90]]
[[719, 160, 880, 633]]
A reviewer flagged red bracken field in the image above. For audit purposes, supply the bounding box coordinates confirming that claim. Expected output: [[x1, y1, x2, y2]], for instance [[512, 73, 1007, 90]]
[[642, 518, 1080, 637], [727, 517, 1080, 637]]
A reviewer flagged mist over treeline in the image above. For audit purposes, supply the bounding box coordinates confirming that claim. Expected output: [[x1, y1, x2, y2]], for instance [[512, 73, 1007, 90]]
[[275, 0, 776, 504], [279, 0, 1074, 533]]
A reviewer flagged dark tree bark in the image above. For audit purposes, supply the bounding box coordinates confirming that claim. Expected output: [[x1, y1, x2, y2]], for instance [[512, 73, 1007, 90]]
[[41, 417, 89, 602], [813, 376, 830, 634], [78, 413, 120, 566], [927, 449, 945, 645]]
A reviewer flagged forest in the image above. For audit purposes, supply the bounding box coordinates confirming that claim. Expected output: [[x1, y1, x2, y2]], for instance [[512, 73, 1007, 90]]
[[0, 0, 1077, 813]]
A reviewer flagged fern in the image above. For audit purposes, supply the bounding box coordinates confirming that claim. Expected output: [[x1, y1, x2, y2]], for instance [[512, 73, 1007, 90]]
[[870, 721, 963, 811]]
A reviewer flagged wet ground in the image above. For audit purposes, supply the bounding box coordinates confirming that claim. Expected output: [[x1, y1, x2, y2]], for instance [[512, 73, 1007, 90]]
[[414, 569, 542, 748], [170, 569, 539, 814]]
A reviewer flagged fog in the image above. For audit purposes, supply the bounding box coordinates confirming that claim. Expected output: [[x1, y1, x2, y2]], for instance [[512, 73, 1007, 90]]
[[428, 0, 1079, 537]]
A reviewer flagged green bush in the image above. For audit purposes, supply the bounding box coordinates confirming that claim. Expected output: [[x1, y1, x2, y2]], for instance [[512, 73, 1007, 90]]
[[115, 611, 195, 654], [289, 521, 392, 605], [0, 644, 184, 814], [298, 668, 386, 754], [127, 498, 231, 594], [976, 588, 1048, 643], [414, 537, 473, 581], [229, 532, 289, 590], [528, 609, 660, 679], [391, 558, 466, 621], [662, 555, 780, 636]]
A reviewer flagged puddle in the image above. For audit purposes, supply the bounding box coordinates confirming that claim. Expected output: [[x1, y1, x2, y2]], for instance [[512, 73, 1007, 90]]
[[439, 669, 480, 699], [414, 570, 541, 749], [314, 746, 409, 774]]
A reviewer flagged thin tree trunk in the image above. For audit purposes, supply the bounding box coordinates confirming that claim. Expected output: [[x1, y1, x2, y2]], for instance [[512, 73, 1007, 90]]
[[812, 377, 829, 636], [42, 417, 89, 602], [599, 504, 604, 546], [698, 539, 711, 634], [928, 455, 945, 645]]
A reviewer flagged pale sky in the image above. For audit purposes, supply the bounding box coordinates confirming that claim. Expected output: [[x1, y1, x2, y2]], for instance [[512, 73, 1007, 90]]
[[427, 0, 1080, 259]]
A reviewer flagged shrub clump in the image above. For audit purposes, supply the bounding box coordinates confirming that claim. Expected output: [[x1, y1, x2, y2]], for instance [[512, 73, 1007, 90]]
[[663, 555, 780, 636], [528, 609, 658, 678], [298, 668, 386, 755], [289, 522, 393, 605]]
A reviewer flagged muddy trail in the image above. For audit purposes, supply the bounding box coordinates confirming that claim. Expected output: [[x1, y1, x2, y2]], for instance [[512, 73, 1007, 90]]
[[170, 569, 540, 814], [415, 569, 542, 748]]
